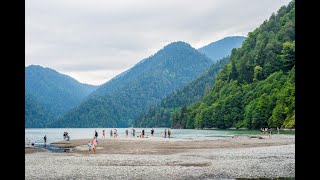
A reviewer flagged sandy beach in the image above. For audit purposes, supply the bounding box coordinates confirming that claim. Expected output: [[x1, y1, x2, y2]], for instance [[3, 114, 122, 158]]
[[25, 134, 295, 179]]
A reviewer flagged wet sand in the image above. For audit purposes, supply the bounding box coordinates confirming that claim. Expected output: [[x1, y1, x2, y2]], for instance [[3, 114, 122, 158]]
[[25, 146, 47, 154], [25, 134, 295, 179]]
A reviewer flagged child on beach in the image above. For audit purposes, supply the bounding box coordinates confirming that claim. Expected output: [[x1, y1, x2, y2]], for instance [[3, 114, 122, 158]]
[[88, 141, 92, 152], [168, 129, 171, 138]]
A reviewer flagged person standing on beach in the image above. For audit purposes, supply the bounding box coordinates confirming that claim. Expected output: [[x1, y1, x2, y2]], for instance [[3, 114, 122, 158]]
[[114, 129, 117, 138], [91, 137, 97, 154], [133, 129, 136, 137], [168, 129, 171, 138], [95, 130, 98, 139], [110, 129, 113, 137], [44, 135, 47, 148], [94, 130, 98, 145], [266, 127, 268, 135], [260, 128, 263, 135], [102, 130, 105, 139], [151, 128, 154, 137], [142, 129, 145, 138], [269, 128, 273, 139], [277, 127, 280, 134], [164, 129, 167, 138], [125, 129, 128, 137]]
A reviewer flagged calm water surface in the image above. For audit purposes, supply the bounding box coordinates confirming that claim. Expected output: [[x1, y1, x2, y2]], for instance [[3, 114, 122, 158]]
[[25, 128, 294, 145]]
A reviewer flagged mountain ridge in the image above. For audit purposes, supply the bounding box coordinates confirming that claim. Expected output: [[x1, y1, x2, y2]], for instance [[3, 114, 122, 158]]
[[50, 41, 213, 128], [25, 65, 99, 127], [198, 36, 245, 62]]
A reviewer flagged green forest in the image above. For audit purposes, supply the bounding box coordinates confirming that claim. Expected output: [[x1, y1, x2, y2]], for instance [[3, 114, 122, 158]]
[[170, 1, 295, 129], [49, 42, 214, 127], [134, 57, 229, 128]]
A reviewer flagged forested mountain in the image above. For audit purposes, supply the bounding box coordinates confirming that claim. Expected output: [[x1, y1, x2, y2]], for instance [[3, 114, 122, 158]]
[[88, 37, 245, 98], [25, 94, 53, 128], [198, 36, 245, 62], [134, 57, 229, 128], [25, 65, 98, 127], [171, 1, 295, 129], [49, 42, 214, 128]]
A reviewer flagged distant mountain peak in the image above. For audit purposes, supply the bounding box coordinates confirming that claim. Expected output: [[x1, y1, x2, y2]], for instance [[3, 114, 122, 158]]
[[165, 41, 190, 46], [201, 36, 245, 48], [198, 36, 246, 62], [157, 41, 193, 53]]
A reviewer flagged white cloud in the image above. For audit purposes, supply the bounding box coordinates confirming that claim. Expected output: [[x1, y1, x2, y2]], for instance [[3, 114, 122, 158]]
[[26, 0, 292, 85]]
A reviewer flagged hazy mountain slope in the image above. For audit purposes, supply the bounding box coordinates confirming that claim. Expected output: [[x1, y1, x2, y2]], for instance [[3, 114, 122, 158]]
[[198, 36, 245, 62], [51, 42, 213, 127]]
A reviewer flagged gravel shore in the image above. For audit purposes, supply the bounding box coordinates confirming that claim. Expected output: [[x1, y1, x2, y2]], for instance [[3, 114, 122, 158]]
[[25, 134, 295, 179]]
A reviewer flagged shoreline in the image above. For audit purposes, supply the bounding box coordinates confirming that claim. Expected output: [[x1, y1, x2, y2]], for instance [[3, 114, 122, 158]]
[[26, 134, 295, 154], [26, 134, 295, 179]]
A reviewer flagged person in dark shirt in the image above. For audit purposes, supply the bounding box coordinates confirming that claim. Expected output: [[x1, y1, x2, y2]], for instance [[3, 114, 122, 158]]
[[95, 130, 98, 138], [164, 129, 167, 138], [95, 130, 98, 144], [44, 135, 47, 148]]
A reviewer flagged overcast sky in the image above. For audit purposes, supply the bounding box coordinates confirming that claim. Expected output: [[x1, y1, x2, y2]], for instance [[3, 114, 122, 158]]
[[26, 0, 291, 85]]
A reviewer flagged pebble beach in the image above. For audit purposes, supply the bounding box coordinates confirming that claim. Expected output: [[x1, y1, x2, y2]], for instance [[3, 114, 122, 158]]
[[25, 134, 295, 179]]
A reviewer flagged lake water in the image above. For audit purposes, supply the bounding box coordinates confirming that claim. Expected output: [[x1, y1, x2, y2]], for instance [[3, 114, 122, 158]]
[[25, 128, 294, 145]]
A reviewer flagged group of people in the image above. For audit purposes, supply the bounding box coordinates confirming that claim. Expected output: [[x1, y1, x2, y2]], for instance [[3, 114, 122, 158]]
[[260, 127, 280, 139], [87, 130, 99, 153], [45, 128, 173, 154], [110, 129, 118, 138], [161, 129, 171, 138]]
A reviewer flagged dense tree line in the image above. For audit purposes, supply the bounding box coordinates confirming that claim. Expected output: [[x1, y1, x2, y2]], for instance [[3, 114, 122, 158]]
[[172, 1, 295, 129]]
